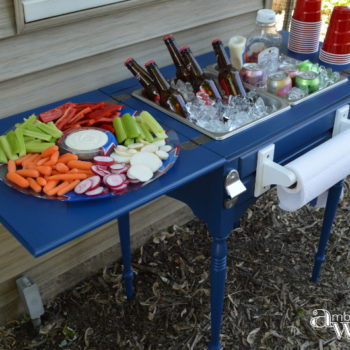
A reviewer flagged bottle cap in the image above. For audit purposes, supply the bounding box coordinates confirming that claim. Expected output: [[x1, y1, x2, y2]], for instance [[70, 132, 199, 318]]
[[124, 57, 134, 66], [144, 59, 156, 67], [256, 9, 276, 23], [163, 34, 174, 41], [212, 38, 223, 44], [179, 46, 191, 52]]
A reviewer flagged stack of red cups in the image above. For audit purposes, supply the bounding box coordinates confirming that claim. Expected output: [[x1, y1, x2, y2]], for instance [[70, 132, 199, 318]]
[[288, 0, 322, 54], [319, 6, 350, 65]]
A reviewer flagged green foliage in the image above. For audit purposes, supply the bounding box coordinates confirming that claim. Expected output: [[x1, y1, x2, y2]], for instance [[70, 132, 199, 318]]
[[322, 0, 349, 24]]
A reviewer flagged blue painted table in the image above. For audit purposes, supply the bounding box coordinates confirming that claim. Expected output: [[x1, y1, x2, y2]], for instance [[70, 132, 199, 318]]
[[100, 49, 350, 349], [0, 48, 349, 350]]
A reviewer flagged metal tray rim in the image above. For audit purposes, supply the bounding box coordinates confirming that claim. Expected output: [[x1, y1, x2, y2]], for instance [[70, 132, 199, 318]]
[[132, 89, 290, 141]]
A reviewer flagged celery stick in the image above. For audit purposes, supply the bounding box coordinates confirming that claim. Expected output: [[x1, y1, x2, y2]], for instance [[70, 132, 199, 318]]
[[23, 124, 43, 133], [25, 141, 55, 153], [36, 121, 62, 138], [124, 138, 135, 146], [15, 128, 26, 157], [139, 111, 167, 139], [6, 131, 19, 154], [20, 114, 37, 128], [0, 135, 17, 160], [0, 144, 8, 163], [23, 129, 52, 141], [112, 117, 127, 144], [122, 113, 141, 139], [137, 121, 154, 143]]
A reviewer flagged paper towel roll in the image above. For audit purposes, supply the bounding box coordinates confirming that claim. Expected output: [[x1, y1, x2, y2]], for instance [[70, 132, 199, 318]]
[[277, 129, 350, 211]]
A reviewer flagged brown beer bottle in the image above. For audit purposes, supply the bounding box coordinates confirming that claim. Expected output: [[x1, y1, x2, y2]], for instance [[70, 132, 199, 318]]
[[163, 34, 191, 82], [211, 39, 246, 97], [144, 60, 188, 118], [124, 58, 160, 102], [180, 46, 222, 100]]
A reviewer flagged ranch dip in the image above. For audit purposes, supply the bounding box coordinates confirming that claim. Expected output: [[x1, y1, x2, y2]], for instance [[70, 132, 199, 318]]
[[65, 129, 108, 151]]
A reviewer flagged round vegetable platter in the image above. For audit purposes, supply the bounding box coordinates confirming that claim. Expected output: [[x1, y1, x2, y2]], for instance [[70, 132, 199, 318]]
[[0, 107, 180, 201]]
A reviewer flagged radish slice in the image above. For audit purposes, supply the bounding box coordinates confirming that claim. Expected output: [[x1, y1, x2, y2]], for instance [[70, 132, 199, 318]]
[[94, 156, 115, 166], [127, 143, 143, 149], [110, 153, 131, 163], [130, 152, 162, 172], [128, 178, 141, 184], [153, 140, 166, 147], [128, 164, 153, 182], [112, 183, 128, 192], [91, 165, 111, 177], [85, 186, 105, 197], [74, 179, 93, 194], [160, 145, 172, 153], [88, 175, 101, 190], [105, 174, 125, 188], [111, 166, 128, 174], [155, 150, 169, 160], [141, 144, 158, 153], [110, 163, 127, 171]]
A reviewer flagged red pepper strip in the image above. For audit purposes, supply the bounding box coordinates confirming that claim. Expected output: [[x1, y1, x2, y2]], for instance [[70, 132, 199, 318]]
[[39, 102, 76, 122], [90, 117, 115, 124], [87, 109, 113, 120], [64, 123, 82, 130], [75, 102, 106, 110], [65, 107, 92, 126], [55, 107, 77, 130], [39, 108, 63, 123], [97, 124, 115, 132]]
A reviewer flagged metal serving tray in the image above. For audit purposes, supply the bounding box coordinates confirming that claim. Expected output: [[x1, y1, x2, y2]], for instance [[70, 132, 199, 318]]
[[132, 89, 290, 141], [205, 63, 349, 106]]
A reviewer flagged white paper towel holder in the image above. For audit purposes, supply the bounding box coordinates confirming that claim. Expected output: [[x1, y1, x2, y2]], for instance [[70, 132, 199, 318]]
[[254, 104, 350, 197]]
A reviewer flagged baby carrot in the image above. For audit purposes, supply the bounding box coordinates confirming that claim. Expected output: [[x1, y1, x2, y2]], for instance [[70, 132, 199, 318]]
[[48, 173, 87, 181], [67, 160, 92, 170], [36, 176, 47, 187], [15, 154, 32, 165], [7, 160, 16, 173], [27, 178, 42, 193], [6, 172, 29, 188], [46, 181, 70, 196], [68, 168, 79, 173], [55, 162, 69, 173], [16, 169, 40, 177], [43, 180, 59, 194], [57, 180, 80, 196], [58, 153, 78, 164], [36, 157, 49, 166], [44, 151, 59, 166], [22, 154, 40, 168], [37, 165, 52, 176], [41, 145, 59, 158]]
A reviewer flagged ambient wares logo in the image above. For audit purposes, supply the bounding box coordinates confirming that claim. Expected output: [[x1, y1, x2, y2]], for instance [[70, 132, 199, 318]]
[[310, 309, 350, 340]]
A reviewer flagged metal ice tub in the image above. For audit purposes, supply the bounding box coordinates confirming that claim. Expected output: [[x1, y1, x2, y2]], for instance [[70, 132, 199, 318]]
[[132, 88, 290, 140]]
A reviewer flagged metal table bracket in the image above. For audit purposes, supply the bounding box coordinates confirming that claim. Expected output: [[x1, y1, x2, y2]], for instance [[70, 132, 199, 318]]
[[224, 170, 246, 209]]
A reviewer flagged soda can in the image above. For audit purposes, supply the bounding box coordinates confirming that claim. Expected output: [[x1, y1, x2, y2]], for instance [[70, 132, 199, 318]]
[[295, 70, 320, 93], [267, 72, 292, 97], [240, 63, 267, 88], [279, 63, 298, 85]]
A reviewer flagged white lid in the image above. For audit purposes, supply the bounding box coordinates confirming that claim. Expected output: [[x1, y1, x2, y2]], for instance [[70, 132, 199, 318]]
[[256, 9, 276, 23]]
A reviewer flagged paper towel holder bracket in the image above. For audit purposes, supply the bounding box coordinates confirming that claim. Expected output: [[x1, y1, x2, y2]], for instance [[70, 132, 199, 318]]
[[333, 104, 350, 136], [254, 144, 297, 197]]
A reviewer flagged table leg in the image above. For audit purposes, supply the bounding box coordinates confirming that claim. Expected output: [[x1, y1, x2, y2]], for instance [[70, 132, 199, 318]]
[[118, 213, 134, 299], [208, 234, 229, 350], [311, 180, 344, 283]]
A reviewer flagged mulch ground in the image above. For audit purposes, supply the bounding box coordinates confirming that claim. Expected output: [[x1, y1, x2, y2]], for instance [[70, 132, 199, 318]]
[[1, 180, 350, 350]]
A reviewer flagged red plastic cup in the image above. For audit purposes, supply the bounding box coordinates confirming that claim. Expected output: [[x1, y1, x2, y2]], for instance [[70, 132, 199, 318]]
[[293, 0, 322, 22], [322, 6, 350, 54]]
